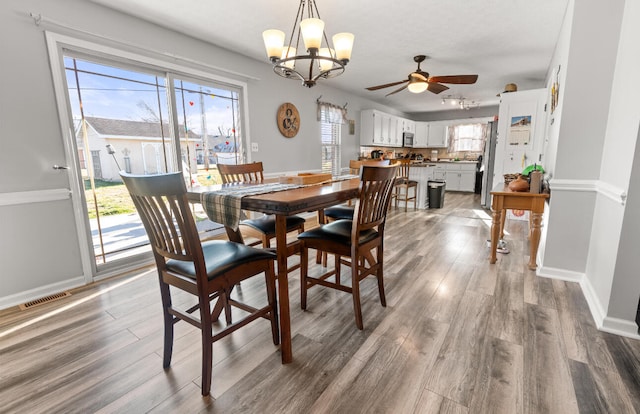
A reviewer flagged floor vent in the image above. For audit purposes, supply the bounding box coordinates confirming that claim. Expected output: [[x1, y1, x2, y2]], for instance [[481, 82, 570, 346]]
[[19, 291, 71, 310]]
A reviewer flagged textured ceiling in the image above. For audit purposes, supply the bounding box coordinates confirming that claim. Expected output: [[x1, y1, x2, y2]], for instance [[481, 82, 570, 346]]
[[90, 0, 569, 114]]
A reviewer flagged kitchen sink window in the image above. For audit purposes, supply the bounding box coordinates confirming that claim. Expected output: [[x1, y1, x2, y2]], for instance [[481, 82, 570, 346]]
[[448, 123, 487, 152]]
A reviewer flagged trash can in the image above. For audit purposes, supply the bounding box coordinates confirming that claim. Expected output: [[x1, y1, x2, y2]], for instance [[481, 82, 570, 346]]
[[427, 180, 446, 208]]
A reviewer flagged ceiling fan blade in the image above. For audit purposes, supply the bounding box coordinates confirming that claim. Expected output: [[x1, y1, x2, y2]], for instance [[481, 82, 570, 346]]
[[385, 84, 409, 97], [427, 82, 449, 94], [427, 74, 478, 84], [366, 79, 408, 91]]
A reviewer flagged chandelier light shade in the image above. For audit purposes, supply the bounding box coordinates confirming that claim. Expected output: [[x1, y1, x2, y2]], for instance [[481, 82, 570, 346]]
[[262, 0, 354, 88]]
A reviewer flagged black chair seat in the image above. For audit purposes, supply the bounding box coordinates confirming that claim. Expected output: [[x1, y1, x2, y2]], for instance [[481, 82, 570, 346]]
[[167, 240, 277, 281], [298, 219, 378, 246], [323, 205, 355, 220], [241, 214, 306, 235]]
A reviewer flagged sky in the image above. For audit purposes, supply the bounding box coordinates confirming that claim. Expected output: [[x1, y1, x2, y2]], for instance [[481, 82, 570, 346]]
[[64, 56, 240, 137]]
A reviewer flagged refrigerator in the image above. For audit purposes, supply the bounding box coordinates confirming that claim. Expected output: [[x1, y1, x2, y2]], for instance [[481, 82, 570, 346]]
[[480, 121, 498, 208]]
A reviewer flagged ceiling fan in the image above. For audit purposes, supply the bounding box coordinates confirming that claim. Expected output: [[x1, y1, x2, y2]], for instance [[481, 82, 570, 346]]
[[365, 55, 478, 97]]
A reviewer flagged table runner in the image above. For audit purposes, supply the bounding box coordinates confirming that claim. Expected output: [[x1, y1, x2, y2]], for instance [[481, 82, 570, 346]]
[[200, 182, 303, 231]]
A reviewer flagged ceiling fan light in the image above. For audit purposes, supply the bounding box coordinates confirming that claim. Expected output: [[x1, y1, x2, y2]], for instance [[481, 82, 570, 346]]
[[262, 29, 285, 61], [408, 81, 428, 93], [332, 32, 354, 63], [300, 18, 324, 51]]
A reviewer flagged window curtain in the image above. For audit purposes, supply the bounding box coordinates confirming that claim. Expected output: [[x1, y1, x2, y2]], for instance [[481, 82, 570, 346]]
[[317, 100, 347, 124]]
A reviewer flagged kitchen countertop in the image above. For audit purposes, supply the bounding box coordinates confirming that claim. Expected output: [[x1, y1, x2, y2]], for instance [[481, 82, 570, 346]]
[[409, 160, 478, 166]]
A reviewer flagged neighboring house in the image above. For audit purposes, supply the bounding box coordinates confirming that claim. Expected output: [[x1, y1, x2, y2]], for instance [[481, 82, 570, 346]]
[[76, 117, 238, 181]]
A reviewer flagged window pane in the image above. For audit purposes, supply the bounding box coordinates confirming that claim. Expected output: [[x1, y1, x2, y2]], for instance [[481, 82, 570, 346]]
[[173, 78, 242, 184], [321, 121, 341, 175]]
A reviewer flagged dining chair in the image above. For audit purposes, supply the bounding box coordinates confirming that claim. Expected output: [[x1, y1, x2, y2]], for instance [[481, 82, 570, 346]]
[[120, 171, 279, 397], [317, 159, 390, 265], [217, 162, 306, 249], [322, 159, 391, 221], [298, 164, 398, 329], [390, 159, 418, 211]]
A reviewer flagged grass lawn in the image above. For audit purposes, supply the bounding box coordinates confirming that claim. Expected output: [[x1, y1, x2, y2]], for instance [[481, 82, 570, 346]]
[[85, 179, 135, 218], [84, 169, 222, 219]]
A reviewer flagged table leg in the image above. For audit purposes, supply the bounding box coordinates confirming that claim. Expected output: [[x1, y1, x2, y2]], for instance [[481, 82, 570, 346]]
[[490, 208, 501, 264], [275, 215, 292, 363], [528, 212, 543, 270]]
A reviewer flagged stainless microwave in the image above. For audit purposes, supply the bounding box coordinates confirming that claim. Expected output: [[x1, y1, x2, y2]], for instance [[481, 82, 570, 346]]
[[403, 132, 414, 147]]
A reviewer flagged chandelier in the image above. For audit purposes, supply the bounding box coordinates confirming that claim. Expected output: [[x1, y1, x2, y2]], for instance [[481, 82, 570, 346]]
[[262, 0, 354, 88]]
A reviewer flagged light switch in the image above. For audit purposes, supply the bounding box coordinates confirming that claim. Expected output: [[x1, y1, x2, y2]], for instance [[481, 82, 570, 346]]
[[251, 143, 259, 152]]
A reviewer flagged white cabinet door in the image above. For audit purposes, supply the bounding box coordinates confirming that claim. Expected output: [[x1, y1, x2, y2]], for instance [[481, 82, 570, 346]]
[[402, 119, 415, 134], [445, 170, 460, 190], [388, 116, 402, 147], [441, 163, 476, 192], [427, 122, 448, 147], [360, 109, 375, 146], [459, 171, 476, 192], [414, 122, 429, 148]]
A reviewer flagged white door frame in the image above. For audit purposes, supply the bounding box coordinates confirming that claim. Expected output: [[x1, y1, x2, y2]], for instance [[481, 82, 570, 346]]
[[45, 31, 251, 282]]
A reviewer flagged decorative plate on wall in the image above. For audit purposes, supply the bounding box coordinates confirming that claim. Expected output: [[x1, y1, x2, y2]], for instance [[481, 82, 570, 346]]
[[276, 102, 299, 138]]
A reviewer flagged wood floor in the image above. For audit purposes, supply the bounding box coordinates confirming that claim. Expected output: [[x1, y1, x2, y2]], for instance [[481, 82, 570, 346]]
[[1, 193, 639, 413]]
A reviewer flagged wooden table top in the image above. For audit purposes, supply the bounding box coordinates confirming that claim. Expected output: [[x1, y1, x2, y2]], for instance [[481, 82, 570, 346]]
[[188, 178, 360, 216], [490, 183, 550, 198]]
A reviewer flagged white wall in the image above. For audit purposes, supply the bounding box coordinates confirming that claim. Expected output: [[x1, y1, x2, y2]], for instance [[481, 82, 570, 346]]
[[538, 0, 640, 338], [591, 0, 640, 327], [540, 0, 624, 274], [0, 0, 402, 307]]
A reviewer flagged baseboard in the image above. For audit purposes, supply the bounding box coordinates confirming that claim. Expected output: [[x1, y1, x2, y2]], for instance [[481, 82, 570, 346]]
[[537, 265, 640, 339], [600, 316, 640, 340], [536, 265, 584, 282], [0, 276, 85, 310]]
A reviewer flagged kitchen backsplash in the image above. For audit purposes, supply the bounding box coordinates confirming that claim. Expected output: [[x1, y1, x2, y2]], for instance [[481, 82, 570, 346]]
[[360, 146, 481, 161]]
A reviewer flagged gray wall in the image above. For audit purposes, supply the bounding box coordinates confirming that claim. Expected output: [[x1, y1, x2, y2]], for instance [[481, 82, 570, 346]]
[[0, 0, 403, 305]]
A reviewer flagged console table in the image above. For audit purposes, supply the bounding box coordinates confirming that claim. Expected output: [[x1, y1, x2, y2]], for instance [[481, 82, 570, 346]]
[[490, 183, 549, 270]]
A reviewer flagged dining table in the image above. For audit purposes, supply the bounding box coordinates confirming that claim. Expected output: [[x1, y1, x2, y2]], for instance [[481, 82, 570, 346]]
[[187, 176, 361, 363]]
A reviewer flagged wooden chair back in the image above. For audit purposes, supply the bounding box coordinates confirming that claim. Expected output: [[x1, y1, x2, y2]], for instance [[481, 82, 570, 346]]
[[121, 171, 205, 280], [396, 159, 412, 178], [218, 162, 264, 184], [353, 165, 398, 234]]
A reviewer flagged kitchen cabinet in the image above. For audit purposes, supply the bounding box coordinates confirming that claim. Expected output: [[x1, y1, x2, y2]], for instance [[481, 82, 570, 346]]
[[360, 109, 414, 147], [426, 121, 448, 147], [399, 118, 415, 134], [414, 122, 429, 148], [361, 109, 388, 146], [413, 121, 448, 148], [441, 162, 476, 192]]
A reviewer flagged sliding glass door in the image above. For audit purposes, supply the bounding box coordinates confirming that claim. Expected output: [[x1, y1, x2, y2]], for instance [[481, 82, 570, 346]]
[[60, 51, 244, 274]]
